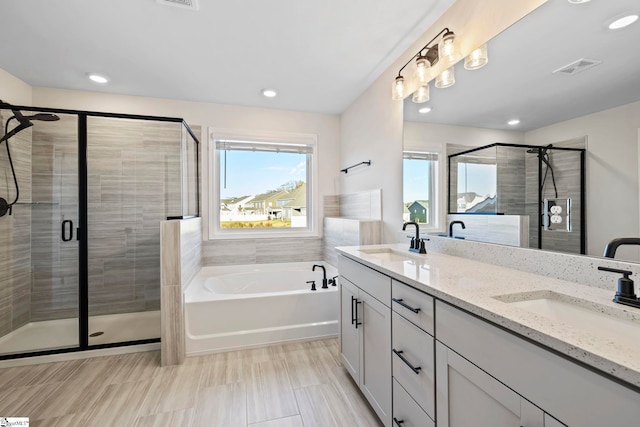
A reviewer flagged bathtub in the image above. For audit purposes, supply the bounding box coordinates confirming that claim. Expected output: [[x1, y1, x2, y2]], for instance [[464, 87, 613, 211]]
[[184, 262, 339, 355]]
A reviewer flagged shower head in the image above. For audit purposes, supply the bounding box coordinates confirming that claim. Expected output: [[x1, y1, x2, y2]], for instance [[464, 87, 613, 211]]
[[12, 109, 60, 125], [526, 148, 539, 154], [0, 110, 60, 144]]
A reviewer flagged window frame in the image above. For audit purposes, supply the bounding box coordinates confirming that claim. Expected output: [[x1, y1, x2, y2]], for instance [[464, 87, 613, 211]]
[[402, 141, 445, 233], [207, 128, 319, 240]]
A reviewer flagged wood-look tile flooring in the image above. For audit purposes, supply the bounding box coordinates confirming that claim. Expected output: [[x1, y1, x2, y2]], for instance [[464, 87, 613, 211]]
[[0, 338, 382, 426]]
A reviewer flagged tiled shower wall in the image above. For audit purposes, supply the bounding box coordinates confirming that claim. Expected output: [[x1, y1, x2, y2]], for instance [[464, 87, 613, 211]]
[[525, 142, 583, 254], [0, 111, 32, 338], [84, 117, 182, 317], [27, 116, 191, 323]]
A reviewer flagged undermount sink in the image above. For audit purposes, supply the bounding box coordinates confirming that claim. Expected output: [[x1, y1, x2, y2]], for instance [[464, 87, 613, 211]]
[[358, 247, 426, 262], [493, 290, 640, 346]]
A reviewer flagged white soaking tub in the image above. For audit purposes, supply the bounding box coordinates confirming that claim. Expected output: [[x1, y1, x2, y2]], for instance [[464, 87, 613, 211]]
[[184, 262, 339, 355]]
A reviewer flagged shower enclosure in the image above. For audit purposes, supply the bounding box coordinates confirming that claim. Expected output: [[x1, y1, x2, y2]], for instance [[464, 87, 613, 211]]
[[0, 101, 199, 359], [448, 142, 585, 254]]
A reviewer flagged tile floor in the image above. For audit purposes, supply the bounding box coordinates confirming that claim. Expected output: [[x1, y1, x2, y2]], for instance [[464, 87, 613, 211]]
[[0, 338, 382, 426]]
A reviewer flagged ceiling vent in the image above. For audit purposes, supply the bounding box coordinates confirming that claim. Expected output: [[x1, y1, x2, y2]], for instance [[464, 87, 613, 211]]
[[552, 58, 602, 76], [156, 0, 199, 11]]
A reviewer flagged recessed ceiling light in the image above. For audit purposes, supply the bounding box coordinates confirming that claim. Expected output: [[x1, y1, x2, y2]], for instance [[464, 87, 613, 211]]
[[567, 0, 591, 4], [262, 89, 277, 98], [608, 14, 639, 30], [418, 107, 431, 114], [507, 119, 520, 126], [88, 73, 109, 84]]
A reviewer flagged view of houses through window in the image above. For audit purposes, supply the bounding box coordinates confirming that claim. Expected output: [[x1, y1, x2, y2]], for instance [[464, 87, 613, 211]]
[[216, 140, 311, 229], [403, 152, 438, 226]]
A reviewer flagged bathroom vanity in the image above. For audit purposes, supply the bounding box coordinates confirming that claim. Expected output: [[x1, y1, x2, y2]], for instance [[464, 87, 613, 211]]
[[337, 245, 640, 427]]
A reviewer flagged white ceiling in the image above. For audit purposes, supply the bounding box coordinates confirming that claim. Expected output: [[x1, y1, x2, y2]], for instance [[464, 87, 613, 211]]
[[0, 0, 455, 114], [403, 0, 640, 131]]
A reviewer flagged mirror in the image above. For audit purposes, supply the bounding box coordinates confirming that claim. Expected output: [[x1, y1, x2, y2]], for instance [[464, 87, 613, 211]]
[[403, 0, 640, 262]]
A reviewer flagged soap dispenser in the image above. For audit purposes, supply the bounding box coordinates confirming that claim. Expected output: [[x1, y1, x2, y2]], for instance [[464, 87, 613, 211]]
[[597, 266, 640, 308]]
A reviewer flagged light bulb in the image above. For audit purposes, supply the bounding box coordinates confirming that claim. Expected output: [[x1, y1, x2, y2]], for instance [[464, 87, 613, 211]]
[[464, 44, 488, 70], [392, 76, 405, 100], [413, 55, 431, 86], [412, 83, 430, 104], [438, 31, 461, 64], [435, 67, 455, 88]]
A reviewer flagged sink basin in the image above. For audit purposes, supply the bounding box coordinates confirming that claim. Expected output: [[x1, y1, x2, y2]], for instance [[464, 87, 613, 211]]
[[493, 291, 640, 345], [358, 247, 426, 262]]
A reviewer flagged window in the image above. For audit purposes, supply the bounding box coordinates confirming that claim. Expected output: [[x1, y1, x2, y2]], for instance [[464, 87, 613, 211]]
[[208, 129, 318, 238], [403, 151, 439, 227]]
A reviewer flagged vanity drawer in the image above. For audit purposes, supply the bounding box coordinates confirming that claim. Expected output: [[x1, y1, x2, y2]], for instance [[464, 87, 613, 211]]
[[338, 255, 390, 305], [392, 311, 435, 418], [393, 378, 435, 427], [392, 279, 434, 334]]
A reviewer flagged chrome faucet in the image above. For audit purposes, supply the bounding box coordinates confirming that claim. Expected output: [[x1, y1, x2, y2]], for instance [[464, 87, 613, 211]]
[[312, 264, 334, 288], [402, 221, 427, 254], [449, 220, 466, 237]]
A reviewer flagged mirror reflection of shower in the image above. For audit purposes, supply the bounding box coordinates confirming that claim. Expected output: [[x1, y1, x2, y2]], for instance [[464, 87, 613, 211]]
[[0, 101, 60, 217]]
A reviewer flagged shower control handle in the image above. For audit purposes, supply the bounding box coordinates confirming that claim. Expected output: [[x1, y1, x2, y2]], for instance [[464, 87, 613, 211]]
[[61, 220, 73, 242]]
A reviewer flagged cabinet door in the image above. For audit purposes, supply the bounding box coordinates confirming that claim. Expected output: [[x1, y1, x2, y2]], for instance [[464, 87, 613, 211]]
[[360, 289, 392, 426], [339, 276, 360, 382], [436, 342, 543, 427]]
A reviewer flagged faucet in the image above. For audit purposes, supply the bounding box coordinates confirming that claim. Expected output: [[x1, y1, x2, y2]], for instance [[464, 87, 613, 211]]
[[597, 266, 640, 309], [402, 221, 427, 254], [449, 220, 466, 238], [312, 264, 333, 288], [603, 238, 640, 258]]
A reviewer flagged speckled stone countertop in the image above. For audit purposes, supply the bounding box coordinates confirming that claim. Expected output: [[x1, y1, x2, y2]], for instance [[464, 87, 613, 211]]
[[336, 244, 640, 389]]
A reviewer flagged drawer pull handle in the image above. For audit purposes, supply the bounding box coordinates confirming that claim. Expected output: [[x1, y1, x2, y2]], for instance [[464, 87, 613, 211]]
[[393, 349, 421, 374], [393, 418, 405, 426], [392, 298, 420, 313]]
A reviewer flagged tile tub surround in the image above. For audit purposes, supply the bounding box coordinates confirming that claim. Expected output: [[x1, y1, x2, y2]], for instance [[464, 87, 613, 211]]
[[337, 244, 640, 389], [160, 218, 202, 366], [323, 189, 382, 220], [323, 217, 382, 267]]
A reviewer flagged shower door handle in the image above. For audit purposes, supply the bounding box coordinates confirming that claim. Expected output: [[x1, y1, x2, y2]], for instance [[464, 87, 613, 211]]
[[61, 220, 73, 242]]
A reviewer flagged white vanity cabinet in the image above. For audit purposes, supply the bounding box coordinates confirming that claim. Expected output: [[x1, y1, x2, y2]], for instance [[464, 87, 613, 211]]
[[391, 280, 435, 425], [436, 341, 544, 427], [338, 255, 392, 426], [435, 300, 639, 427]]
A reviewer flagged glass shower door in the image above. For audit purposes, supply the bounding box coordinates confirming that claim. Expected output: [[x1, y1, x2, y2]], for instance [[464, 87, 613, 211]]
[[0, 111, 80, 357]]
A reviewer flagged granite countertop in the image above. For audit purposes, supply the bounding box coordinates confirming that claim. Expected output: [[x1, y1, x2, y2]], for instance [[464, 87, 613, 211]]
[[336, 243, 640, 389]]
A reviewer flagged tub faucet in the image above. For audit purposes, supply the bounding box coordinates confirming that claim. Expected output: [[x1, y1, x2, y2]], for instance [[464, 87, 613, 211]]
[[313, 264, 332, 288], [449, 220, 466, 237], [402, 221, 427, 254]]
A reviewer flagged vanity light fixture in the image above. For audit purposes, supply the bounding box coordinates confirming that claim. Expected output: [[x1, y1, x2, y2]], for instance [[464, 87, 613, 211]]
[[435, 67, 455, 88], [262, 89, 277, 98], [392, 27, 488, 102], [464, 44, 489, 70], [392, 27, 454, 102], [88, 73, 109, 84], [608, 14, 638, 30]]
